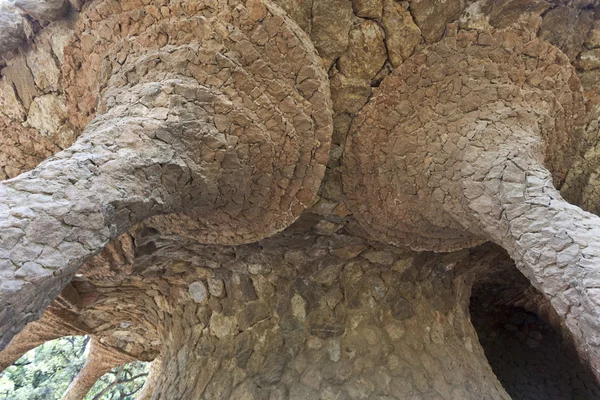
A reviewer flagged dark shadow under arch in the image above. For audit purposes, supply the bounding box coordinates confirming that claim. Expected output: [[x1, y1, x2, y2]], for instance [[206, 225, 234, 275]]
[[470, 261, 600, 400]]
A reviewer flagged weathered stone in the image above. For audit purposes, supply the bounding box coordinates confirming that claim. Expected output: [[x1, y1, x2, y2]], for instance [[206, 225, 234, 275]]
[[579, 49, 600, 70], [481, 0, 550, 31], [14, 0, 69, 21], [2, 56, 39, 110], [301, 367, 323, 390], [586, 19, 600, 49], [339, 20, 387, 81], [362, 250, 395, 266], [259, 353, 286, 385], [539, 6, 594, 60], [0, 8, 26, 55], [388, 292, 414, 321], [235, 331, 254, 369], [26, 95, 68, 136], [381, 0, 421, 67], [271, 0, 312, 32], [352, 0, 382, 19], [226, 274, 258, 303], [0, 78, 26, 121], [237, 301, 269, 330], [291, 293, 307, 321], [1, 1, 600, 399], [310, 0, 353, 68], [410, 0, 464, 42], [209, 314, 237, 339], [188, 281, 208, 304], [207, 277, 225, 298]]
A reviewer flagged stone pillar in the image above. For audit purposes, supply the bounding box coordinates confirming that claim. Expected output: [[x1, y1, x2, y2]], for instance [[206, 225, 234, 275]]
[[462, 129, 600, 377], [0, 0, 332, 349], [62, 337, 134, 400], [0, 304, 86, 371], [343, 29, 600, 376], [148, 249, 509, 399]]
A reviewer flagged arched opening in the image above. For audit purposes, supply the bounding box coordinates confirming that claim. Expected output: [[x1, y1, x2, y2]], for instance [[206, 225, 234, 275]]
[[470, 258, 600, 399], [0, 335, 149, 400]]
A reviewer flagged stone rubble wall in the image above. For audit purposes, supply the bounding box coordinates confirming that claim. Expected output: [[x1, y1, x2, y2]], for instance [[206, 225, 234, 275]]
[[138, 235, 510, 399]]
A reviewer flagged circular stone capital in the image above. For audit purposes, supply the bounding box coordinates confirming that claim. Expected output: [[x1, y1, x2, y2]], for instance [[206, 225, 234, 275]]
[[343, 30, 586, 251], [63, 0, 333, 245]]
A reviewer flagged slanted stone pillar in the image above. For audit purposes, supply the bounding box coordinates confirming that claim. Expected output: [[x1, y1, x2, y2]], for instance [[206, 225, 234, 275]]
[[0, 304, 86, 371], [148, 247, 508, 399], [344, 29, 600, 376], [0, 0, 332, 349], [62, 337, 134, 400]]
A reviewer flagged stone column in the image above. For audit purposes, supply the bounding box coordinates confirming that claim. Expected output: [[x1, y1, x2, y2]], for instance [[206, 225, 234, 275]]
[[0, 0, 332, 349], [62, 337, 134, 400], [0, 304, 86, 371], [462, 129, 600, 377], [0, 89, 193, 350], [148, 249, 508, 399], [344, 29, 600, 376]]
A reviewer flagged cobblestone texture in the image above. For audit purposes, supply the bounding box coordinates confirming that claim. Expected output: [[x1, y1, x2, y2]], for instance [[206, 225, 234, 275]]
[[0, 0, 332, 350], [1, 0, 600, 399]]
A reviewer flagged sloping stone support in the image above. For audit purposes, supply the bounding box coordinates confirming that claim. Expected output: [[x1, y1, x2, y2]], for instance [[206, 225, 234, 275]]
[[0, 302, 86, 371], [0, 0, 332, 350], [62, 337, 134, 400], [463, 130, 600, 377], [344, 29, 600, 375]]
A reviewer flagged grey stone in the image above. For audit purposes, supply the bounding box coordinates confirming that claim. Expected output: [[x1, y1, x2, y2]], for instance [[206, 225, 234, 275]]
[[188, 281, 208, 304], [14, 0, 69, 20]]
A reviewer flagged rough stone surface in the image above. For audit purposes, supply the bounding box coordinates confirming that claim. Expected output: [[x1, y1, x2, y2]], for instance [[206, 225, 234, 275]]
[[1, 0, 600, 399], [382, 0, 421, 68], [410, 0, 465, 42], [338, 20, 387, 80], [0, 6, 27, 56], [14, 0, 69, 21], [352, 0, 382, 19], [188, 281, 208, 304], [0, 0, 333, 351], [310, 0, 353, 68], [539, 6, 594, 61], [343, 28, 600, 380], [345, 30, 586, 251]]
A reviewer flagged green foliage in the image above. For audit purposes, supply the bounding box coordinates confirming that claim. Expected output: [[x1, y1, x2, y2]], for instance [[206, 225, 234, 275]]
[[0, 336, 149, 400], [85, 361, 148, 400]]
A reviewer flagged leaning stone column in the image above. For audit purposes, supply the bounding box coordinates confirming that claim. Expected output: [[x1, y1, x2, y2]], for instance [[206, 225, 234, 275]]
[[0, 0, 332, 349], [62, 337, 134, 400], [0, 303, 87, 371], [344, 29, 600, 375]]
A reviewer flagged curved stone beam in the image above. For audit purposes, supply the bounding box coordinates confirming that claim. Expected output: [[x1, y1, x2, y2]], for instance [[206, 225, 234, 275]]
[[463, 132, 600, 377], [62, 337, 134, 400], [0, 302, 87, 371], [0, 0, 332, 350], [344, 30, 600, 374]]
